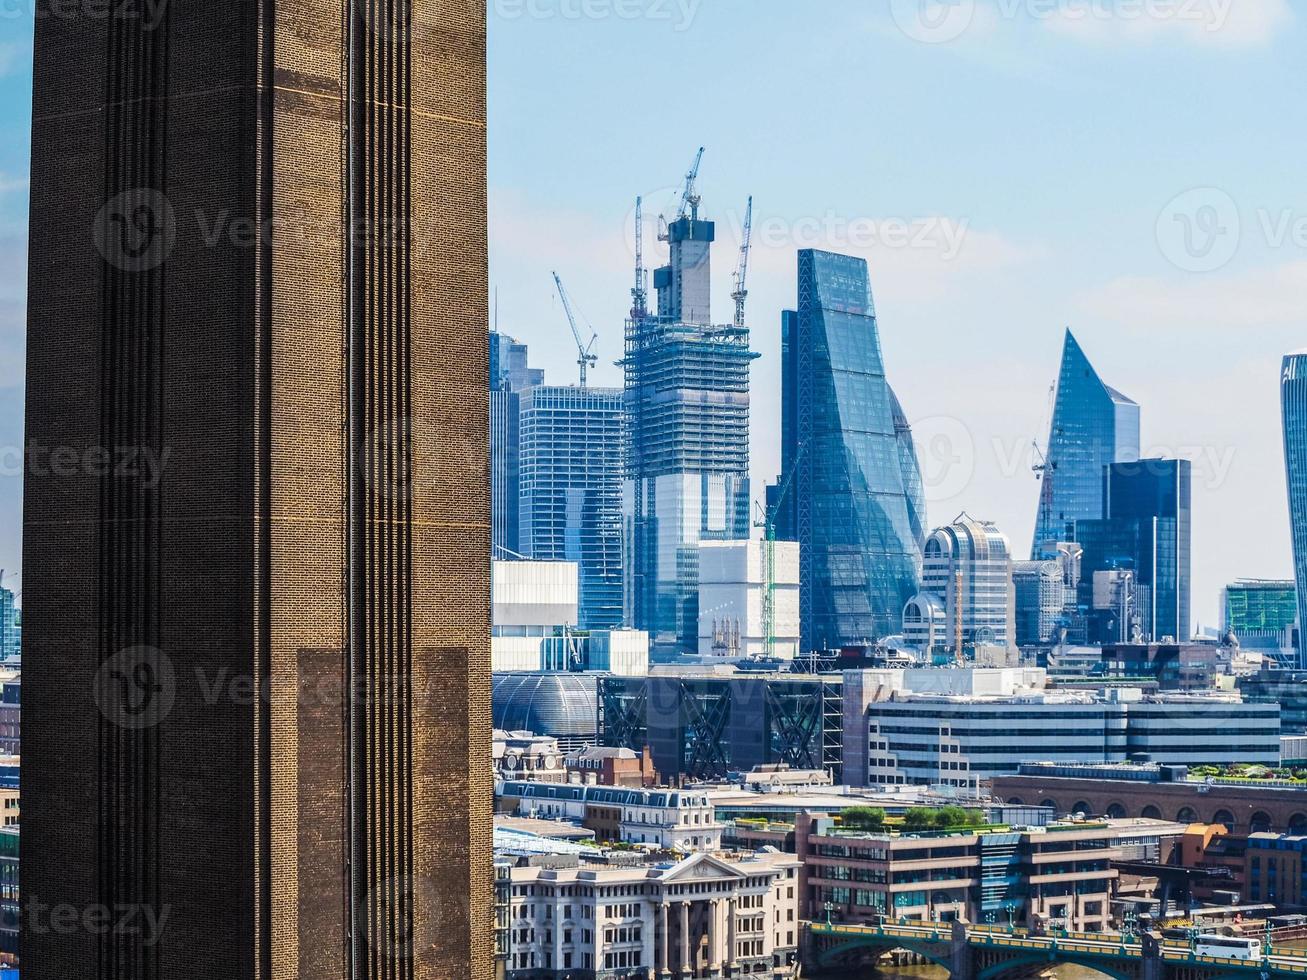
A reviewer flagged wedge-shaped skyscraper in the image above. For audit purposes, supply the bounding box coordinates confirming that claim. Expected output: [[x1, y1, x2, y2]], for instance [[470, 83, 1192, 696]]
[[1283, 351, 1307, 665], [779, 250, 926, 652], [1032, 330, 1141, 559]]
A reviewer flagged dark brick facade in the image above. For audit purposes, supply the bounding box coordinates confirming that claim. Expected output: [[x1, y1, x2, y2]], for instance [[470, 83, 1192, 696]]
[[21, 2, 490, 978]]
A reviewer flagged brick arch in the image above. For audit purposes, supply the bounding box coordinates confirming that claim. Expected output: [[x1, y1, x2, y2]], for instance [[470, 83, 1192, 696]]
[[1105, 802, 1128, 819], [1141, 805, 1163, 820]]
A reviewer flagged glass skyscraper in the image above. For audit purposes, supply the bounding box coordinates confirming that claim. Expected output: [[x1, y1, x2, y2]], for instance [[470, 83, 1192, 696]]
[[1223, 579, 1298, 656], [778, 249, 925, 652], [624, 200, 757, 656], [490, 331, 543, 557], [1077, 458, 1192, 643], [1033, 330, 1140, 558], [519, 385, 626, 630], [1283, 350, 1307, 663]]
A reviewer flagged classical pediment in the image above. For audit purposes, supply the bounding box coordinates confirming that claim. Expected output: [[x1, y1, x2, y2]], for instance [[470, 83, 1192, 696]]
[[660, 853, 746, 882]]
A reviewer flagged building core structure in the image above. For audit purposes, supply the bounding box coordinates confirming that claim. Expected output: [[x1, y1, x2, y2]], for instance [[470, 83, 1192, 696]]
[[623, 182, 757, 658]]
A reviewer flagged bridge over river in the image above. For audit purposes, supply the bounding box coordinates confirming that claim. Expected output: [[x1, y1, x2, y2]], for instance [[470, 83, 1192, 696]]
[[807, 921, 1307, 979]]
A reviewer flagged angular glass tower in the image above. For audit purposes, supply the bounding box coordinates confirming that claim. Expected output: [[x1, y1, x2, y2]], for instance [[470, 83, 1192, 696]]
[[1033, 330, 1141, 558], [1077, 458, 1192, 643], [779, 250, 925, 652], [624, 197, 756, 656], [489, 331, 543, 558], [519, 385, 626, 630], [1283, 351, 1307, 663]]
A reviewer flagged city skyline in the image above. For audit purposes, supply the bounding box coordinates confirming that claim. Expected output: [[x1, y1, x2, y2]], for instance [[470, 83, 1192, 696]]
[[1, 3, 1305, 634]]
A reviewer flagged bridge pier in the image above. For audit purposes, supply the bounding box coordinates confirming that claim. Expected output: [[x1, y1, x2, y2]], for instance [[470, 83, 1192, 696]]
[[1140, 932, 1165, 980], [951, 919, 975, 980]]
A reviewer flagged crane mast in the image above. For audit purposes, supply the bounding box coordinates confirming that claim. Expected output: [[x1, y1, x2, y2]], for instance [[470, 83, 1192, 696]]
[[658, 146, 706, 241], [631, 197, 648, 319], [731, 196, 753, 329], [552, 271, 598, 387]]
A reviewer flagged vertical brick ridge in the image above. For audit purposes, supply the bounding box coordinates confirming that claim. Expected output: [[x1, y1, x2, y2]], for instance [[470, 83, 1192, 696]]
[[96, 3, 170, 978], [350, 2, 415, 976]]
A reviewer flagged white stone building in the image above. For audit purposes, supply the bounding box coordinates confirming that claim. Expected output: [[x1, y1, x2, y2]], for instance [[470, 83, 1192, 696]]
[[505, 851, 801, 979], [697, 539, 800, 661]]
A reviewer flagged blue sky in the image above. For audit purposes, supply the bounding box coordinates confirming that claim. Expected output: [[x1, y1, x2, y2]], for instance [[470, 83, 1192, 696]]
[[1, 1, 1305, 630]]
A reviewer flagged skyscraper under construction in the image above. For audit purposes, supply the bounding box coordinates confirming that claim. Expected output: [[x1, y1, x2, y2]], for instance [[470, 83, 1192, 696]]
[[623, 158, 757, 657], [22, 2, 491, 978]]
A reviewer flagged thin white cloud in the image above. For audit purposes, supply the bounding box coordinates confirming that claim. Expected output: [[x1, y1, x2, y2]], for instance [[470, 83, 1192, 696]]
[[1075, 259, 1307, 329], [1040, 0, 1292, 46], [0, 175, 28, 194]]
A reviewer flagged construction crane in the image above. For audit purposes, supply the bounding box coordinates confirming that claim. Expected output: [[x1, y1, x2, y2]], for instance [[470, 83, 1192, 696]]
[[753, 444, 806, 660], [631, 196, 648, 320], [658, 146, 706, 241], [552, 271, 598, 387], [731, 196, 753, 328]]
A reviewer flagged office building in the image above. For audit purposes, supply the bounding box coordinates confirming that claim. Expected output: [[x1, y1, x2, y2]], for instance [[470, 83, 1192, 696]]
[[840, 668, 1279, 788], [498, 782, 723, 851], [490, 331, 544, 558], [1032, 330, 1141, 558], [1013, 559, 1067, 647], [518, 385, 625, 630], [22, 8, 492, 977], [624, 185, 757, 657], [490, 563, 648, 675], [1223, 579, 1298, 658], [697, 538, 800, 660], [598, 670, 843, 783], [778, 250, 925, 652], [1239, 667, 1307, 734], [906, 514, 1014, 656], [491, 560, 580, 672], [1078, 458, 1192, 642], [503, 850, 801, 979], [1284, 350, 1307, 666], [796, 812, 1187, 932], [0, 586, 17, 664]]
